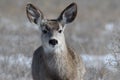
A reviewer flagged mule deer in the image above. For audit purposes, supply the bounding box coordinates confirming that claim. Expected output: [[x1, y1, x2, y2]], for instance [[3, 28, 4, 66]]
[[26, 2, 85, 80]]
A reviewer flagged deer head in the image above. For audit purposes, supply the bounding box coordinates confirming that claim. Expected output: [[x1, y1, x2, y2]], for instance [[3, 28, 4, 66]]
[[26, 3, 77, 53]]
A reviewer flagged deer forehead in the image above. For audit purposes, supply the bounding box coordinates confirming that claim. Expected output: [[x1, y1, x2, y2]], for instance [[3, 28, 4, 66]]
[[42, 20, 62, 30]]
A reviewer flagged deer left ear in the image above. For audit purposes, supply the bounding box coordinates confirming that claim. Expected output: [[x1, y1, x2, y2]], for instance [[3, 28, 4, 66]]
[[26, 3, 44, 24], [58, 2, 77, 24]]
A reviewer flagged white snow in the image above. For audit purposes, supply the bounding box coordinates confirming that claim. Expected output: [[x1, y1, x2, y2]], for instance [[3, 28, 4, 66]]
[[105, 23, 114, 32], [0, 54, 32, 68], [81, 54, 119, 72], [105, 23, 114, 31]]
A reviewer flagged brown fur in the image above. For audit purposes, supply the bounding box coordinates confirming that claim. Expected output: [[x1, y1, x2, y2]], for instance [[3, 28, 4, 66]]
[[42, 20, 60, 31], [26, 2, 86, 80], [32, 46, 85, 80]]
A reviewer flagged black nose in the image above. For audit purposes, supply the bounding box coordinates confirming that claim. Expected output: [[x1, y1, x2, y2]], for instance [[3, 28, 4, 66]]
[[49, 39, 58, 46]]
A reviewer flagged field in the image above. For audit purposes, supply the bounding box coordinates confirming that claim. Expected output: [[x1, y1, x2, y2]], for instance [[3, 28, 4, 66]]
[[0, 0, 120, 80]]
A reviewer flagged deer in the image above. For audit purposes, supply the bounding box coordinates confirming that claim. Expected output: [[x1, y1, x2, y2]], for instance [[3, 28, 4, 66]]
[[26, 2, 86, 80]]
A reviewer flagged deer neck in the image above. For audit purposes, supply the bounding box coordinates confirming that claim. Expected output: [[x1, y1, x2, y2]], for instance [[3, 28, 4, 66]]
[[43, 42, 71, 78]]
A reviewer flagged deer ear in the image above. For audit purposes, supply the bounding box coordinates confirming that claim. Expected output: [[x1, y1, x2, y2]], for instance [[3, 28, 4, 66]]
[[26, 3, 44, 24], [58, 2, 77, 24]]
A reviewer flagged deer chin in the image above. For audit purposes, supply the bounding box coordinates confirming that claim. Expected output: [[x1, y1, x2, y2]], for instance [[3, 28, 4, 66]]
[[49, 44, 56, 48], [43, 43, 63, 54], [49, 44, 61, 50]]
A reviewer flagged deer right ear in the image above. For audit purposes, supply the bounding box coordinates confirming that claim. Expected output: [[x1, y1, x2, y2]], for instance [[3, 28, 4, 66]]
[[26, 3, 44, 24], [58, 2, 77, 24]]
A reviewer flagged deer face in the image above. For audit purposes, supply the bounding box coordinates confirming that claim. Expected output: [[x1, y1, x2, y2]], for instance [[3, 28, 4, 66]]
[[26, 3, 77, 52], [40, 19, 66, 52]]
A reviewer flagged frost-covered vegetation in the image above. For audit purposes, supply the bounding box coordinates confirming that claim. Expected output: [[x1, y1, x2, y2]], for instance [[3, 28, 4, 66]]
[[0, 0, 120, 80]]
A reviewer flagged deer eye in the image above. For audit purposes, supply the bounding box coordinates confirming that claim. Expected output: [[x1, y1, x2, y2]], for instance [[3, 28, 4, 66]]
[[58, 30, 62, 33], [42, 30, 48, 34]]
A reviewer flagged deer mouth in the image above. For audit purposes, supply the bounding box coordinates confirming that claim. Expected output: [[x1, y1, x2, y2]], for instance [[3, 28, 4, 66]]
[[49, 43, 58, 48]]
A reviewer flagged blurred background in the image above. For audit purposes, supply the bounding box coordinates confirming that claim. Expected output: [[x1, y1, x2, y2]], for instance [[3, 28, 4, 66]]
[[0, 0, 120, 80]]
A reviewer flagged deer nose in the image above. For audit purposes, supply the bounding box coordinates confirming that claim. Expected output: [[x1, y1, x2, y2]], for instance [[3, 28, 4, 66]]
[[49, 39, 58, 46]]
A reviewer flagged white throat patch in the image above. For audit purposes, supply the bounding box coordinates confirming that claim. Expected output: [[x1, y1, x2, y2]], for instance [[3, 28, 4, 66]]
[[43, 43, 67, 54]]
